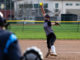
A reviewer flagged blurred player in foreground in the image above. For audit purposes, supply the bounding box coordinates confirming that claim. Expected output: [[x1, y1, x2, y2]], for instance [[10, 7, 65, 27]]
[[0, 15, 21, 60], [0, 11, 43, 60], [40, 2, 60, 58]]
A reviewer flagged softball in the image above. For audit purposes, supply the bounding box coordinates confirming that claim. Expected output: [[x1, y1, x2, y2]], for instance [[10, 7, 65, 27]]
[[40, 2, 43, 6]]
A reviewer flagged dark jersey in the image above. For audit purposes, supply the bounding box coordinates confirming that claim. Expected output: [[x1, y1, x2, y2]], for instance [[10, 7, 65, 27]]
[[44, 20, 53, 36], [0, 30, 21, 60]]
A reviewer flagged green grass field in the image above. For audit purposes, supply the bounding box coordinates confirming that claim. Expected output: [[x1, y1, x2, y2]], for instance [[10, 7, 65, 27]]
[[9, 23, 80, 40]]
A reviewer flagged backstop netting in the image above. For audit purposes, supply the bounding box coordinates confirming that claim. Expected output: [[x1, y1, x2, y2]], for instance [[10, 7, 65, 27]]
[[7, 20, 80, 39], [0, 0, 80, 39]]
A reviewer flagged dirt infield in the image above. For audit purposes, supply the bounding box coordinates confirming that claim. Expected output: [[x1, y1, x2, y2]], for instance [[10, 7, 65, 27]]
[[19, 40, 80, 60]]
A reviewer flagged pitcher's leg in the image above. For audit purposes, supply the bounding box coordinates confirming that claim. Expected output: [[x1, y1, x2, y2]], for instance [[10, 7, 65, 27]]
[[45, 35, 51, 58], [50, 33, 57, 56]]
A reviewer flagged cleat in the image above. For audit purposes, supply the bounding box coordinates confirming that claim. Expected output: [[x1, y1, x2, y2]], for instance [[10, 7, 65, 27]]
[[45, 49, 50, 58], [50, 53, 57, 56], [45, 51, 50, 58]]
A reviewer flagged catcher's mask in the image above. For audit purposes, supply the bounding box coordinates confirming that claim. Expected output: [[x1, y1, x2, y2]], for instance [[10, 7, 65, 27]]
[[0, 16, 6, 27], [22, 46, 43, 60]]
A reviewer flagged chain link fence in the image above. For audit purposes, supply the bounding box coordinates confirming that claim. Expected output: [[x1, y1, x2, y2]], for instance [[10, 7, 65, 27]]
[[0, 0, 80, 39]]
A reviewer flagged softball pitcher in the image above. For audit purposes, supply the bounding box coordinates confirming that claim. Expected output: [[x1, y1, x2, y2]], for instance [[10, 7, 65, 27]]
[[40, 3, 59, 58]]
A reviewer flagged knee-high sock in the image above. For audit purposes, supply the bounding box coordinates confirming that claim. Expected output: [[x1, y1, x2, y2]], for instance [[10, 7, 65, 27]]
[[51, 45, 56, 54]]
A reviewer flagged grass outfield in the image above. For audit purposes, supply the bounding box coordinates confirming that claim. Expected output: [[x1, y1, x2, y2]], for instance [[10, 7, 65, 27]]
[[9, 23, 80, 39]]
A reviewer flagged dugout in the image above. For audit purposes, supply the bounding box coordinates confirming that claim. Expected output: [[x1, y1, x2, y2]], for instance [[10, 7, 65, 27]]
[[61, 14, 77, 21]]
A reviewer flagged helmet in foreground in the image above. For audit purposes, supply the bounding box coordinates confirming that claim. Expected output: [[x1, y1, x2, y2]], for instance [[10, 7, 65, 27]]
[[22, 46, 43, 60]]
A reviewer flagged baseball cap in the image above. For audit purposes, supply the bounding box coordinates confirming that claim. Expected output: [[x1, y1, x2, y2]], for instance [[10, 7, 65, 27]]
[[0, 16, 6, 26], [45, 14, 50, 18], [0, 12, 3, 17]]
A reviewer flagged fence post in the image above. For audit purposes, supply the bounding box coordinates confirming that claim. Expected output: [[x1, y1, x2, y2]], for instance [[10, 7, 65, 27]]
[[77, 22, 80, 32]]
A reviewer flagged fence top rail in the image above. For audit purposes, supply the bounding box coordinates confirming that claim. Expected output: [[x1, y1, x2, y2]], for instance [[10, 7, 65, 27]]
[[7, 20, 80, 23]]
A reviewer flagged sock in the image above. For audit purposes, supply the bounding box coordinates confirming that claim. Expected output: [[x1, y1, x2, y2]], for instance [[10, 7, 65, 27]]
[[51, 45, 56, 54]]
